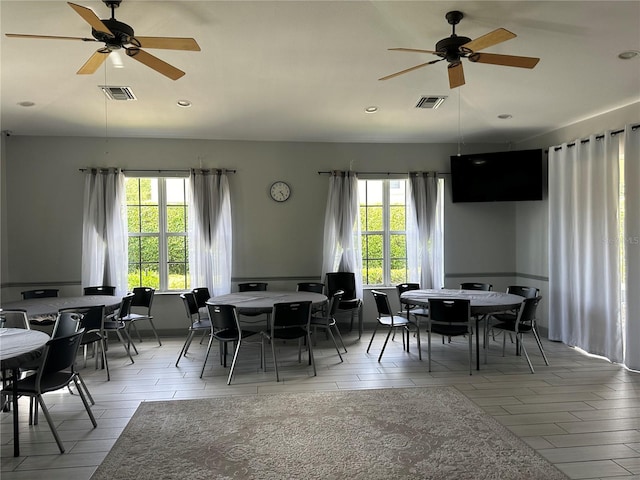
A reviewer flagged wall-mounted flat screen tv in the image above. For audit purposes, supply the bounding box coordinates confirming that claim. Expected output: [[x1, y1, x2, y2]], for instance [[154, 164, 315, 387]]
[[450, 149, 544, 203]]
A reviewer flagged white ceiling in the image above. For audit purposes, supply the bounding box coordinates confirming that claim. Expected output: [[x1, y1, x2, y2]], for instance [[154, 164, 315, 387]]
[[1, 0, 639, 144]]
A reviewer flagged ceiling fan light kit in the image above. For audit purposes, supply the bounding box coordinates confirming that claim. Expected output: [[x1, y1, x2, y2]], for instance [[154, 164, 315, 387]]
[[6, 0, 200, 81], [380, 10, 540, 89]]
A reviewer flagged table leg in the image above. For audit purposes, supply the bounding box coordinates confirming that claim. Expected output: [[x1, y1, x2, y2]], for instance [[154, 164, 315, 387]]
[[475, 317, 480, 370], [12, 367, 19, 457]]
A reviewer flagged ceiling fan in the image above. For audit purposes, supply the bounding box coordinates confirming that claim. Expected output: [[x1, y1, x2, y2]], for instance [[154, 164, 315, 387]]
[[379, 11, 540, 89], [5, 0, 200, 80]]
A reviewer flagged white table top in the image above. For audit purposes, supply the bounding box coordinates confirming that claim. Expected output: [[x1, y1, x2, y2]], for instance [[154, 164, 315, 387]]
[[400, 289, 524, 315], [208, 291, 327, 314], [1, 295, 121, 322], [0, 328, 50, 369]]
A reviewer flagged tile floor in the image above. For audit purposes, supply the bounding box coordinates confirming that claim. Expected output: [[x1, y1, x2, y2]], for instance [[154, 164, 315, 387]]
[[1, 325, 639, 480]]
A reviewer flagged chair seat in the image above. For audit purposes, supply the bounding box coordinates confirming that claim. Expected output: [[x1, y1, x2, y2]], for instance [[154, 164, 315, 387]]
[[430, 324, 470, 336], [492, 322, 533, 333], [377, 316, 410, 327], [492, 312, 517, 323], [103, 320, 126, 330], [408, 307, 429, 317], [6, 371, 73, 394], [339, 299, 360, 310], [310, 317, 337, 327], [271, 327, 308, 340], [80, 331, 103, 344], [190, 319, 211, 331]]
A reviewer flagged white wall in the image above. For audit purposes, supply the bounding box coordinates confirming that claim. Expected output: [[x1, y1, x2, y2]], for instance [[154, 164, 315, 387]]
[[1, 136, 514, 332]]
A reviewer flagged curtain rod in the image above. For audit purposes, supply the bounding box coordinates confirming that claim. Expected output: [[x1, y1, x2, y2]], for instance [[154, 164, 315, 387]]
[[317, 170, 448, 175], [552, 123, 639, 151], [79, 168, 236, 173]]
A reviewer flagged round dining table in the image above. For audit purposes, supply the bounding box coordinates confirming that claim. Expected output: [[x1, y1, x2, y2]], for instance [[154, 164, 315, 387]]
[[208, 291, 328, 316], [1, 295, 121, 326], [400, 289, 524, 370], [0, 328, 50, 456]]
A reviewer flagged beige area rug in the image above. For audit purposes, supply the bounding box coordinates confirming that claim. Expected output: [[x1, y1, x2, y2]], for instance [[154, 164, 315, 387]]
[[90, 387, 567, 480]]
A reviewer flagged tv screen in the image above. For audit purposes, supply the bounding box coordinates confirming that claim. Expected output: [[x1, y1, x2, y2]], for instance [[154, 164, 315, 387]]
[[450, 149, 544, 203]]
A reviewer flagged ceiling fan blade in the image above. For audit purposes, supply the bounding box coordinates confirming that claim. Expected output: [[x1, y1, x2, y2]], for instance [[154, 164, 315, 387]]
[[448, 62, 465, 89], [469, 52, 540, 68], [68, 2, 114, 37], [134, 36, 201, 51], [126, 48, 185, 80], [379, 59, 442, 81], [462, 28, 516, 52], [389, 48, 439, 54], [5, 33, 97, 42], [77, 50, 110, 74]]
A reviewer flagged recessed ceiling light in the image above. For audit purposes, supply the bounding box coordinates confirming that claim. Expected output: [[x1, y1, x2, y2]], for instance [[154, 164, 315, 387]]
[[18, 101, 35, 107], [177, 100, 192, 108], [497, 114, 513, 120], [364, 106, 378, 113], [618, 50, 640, 60]]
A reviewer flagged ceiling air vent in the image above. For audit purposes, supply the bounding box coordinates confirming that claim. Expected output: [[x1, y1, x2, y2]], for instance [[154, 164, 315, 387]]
[[99, 86, 137, 101], [415, 95, 447, 109]]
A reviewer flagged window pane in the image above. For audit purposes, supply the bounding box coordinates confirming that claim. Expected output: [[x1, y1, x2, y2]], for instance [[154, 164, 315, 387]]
[[364, 259, 383, 285], [139, 236, 159, 262], [168, 263, 189, 290], [128, 206, 141, 232], [167, 236, 187, 262], [128, 237, 140, 263], [390, 234, 406, 258], [390, 259, 407, 284], [140, 206, 159, 233], [138, 178, 157, 205], [366, 205, 383, 231], [166, 178, 186, 204], [367, 234, 383, 258], [390, 205, 406, 231], [140, 264, 160, 289], [166, 205, 186, 233]]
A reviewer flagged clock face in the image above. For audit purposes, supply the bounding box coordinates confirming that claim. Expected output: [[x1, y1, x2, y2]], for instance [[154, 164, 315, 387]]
[[270, 181, 291, 202]]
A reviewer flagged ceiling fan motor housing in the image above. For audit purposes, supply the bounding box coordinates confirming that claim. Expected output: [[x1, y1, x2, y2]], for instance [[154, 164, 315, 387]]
[[92, 19, 134, 49], [435, 35, 472, 62]]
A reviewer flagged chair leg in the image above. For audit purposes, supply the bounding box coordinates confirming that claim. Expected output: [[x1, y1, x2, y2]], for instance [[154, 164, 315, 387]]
[[325, 327, 343, 362], [176, 331, 195, 367], [271, 338, 280, 382], [427, 329, 432, 372], [332, 324, 347, 354], [468, 330, 473, 376], [36, 395, 65, 453], [76, 373, 95, 405], [148, 319, 162, 346], [519, 335, 535, 373], [200, 334, 216, 378], [73, 376, 98, 428], [100, 339, 110, 381], [308, 332, 316, 377], [115, 330, 135, 363], [227, 338, 241, 385], [378, 327, 394, 362], [366, 325, 379, 353], [532, 327, 550, 366]]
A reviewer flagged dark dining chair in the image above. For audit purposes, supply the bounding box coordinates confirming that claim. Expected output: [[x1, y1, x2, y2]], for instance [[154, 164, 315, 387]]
[[238, 282, 268, 292], [176, 293, 212, 367], [262, 301, 314, 382], [426, 298, 473, 375], [83, 286, 116, 296], [21, 289, 59, 300], [1, 330, 97, 453], [367, 290, 414, 362], [310, 290, 346, 361], [325, 272, 363, 338], [460, 282, 493, 291], [125, 287, 161, 347]]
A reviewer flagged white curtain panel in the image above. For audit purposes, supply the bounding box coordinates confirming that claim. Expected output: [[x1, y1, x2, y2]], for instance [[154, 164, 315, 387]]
[[81, 168, 128, 296], [623, 125, 640, 371], [188, 170, 232, 297], [321, 171, 363, 299], [407, 172, 443, 289], [548, 132, 624, 365]]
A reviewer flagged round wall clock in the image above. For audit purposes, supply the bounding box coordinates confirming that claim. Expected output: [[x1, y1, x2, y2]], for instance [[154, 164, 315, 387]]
[[270, 181, 291, 202]]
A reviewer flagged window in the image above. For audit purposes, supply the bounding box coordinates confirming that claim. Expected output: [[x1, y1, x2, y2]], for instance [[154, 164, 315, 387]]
[[125, 177, 189, 291], [359, 179, 408, 286]]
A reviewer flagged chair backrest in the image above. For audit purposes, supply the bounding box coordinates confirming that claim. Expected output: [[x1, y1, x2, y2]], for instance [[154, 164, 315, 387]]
[[327, 290, 345, 316], [114, 293, 135, 320], [180, 293, 201, 323], [191, 287, 211, 309], [507, 285, 540, 299], [460, 282, 493, 291], [325, 272, 357, 300], [371, 290, 393, 317], [0, 309, 30, 329], [427, 298, 471, 324], [38, 330, 84, 380], [131, 287, 154, 312], [60, 305, 105, 332], [51, 311, 82, 338], [21, 289, 59, 299], [83, 285, 116, 296], [297, 282, 324, 294], [206, 303, 240, 333], [238, 282, 268, 292], [515, 296, 542, 328], [272, 301, 312, 330]]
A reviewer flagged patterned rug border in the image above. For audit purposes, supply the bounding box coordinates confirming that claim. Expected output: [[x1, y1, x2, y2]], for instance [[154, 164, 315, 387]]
[[91, 386, 568, 480]]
